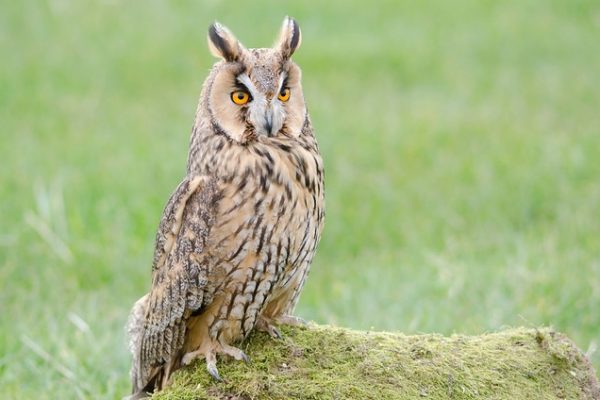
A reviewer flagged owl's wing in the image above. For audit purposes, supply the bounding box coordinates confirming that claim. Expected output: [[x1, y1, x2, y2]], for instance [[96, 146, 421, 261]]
[[131, 175, 217, 393]]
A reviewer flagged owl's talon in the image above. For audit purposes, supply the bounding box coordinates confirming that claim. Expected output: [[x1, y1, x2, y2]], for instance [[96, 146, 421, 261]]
[[256, 317, 284, 339], [207, 363, 222, 381], [182, 344, 246, 381], [241, 352, 251, 364], [206, 351, 222, 381], [271, 326, 283, 339], [221, 344, 251, 364], [262, 325, 282, 339]]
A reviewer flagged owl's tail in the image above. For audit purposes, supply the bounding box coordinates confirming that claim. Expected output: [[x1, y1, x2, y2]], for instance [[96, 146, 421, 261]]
[[127, 294, 154, 398], [127, 294, 181, 398]]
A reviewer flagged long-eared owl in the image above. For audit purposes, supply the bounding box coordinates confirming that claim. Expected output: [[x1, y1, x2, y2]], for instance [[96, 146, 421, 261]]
[[127, 17, 325, 398]]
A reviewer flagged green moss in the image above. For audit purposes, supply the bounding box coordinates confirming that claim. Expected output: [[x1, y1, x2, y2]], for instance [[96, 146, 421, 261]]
[[153, 325, 599, 400]]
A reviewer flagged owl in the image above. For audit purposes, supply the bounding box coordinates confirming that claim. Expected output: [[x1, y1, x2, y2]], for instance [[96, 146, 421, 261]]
[[127, 17, 325, 398]]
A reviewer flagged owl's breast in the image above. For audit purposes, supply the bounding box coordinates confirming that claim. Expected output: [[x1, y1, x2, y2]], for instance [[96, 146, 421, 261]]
[[202, 137, 323, 295], [212, 140, 323, 256]]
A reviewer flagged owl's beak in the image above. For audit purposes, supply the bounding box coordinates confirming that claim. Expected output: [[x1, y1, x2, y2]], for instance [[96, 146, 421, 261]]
[[264, 108, 274, 136]]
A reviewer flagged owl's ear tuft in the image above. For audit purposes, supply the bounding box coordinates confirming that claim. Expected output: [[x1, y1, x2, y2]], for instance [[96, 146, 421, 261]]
[[208, 22, 242, 62], [276, 16, 302, 59]]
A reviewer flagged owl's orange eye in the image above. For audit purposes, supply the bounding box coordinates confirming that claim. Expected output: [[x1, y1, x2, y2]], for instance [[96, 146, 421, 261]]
[[231, 91, 251, 105], [278, 87, 291, 102]]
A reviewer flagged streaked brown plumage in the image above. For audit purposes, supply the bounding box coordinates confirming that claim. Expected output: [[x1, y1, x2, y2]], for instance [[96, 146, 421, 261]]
[[127, 17, 324, 398]]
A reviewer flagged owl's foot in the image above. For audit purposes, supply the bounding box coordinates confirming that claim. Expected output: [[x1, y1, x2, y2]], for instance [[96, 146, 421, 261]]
[[256, 315, 307, 339], [221, 343, 250, 364], [256, 316, 283, 339], [275, 314, 307, 327], [181, 343, 249, 381], [182, 348, 222, 381]]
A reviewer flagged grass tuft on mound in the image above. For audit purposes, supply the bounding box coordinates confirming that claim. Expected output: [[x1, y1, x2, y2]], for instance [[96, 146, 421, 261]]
[[154, 325, 599, 400]]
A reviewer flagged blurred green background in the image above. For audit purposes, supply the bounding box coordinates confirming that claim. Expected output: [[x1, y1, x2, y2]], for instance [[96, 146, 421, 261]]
[[1, 0, 599, 398]]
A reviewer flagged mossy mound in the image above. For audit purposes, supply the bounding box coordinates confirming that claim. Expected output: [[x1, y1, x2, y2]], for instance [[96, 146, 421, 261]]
[[153, 325, 599, 400]]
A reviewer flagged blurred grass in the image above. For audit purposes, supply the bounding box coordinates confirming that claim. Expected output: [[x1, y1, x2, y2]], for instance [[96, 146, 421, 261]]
[[1, 0, 599, 398]]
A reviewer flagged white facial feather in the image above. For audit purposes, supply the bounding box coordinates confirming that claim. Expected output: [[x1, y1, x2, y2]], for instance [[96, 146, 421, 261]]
[[238, 73, 288, 137]]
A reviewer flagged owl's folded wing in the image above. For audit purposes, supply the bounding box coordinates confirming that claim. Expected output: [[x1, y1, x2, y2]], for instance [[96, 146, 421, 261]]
[[130, 175, 217, 394], [151, 176, 207, 273]]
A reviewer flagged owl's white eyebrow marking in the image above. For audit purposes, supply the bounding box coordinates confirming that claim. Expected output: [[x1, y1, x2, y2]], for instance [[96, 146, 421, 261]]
[[277, 73, 287, 91], [236, 74, 257, 95]]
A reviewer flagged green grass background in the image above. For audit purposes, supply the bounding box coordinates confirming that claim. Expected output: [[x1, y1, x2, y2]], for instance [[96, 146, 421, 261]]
[[1, 1, 599, 398]]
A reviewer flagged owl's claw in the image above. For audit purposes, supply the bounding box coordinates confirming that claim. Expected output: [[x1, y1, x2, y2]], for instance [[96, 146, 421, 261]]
[[207, 364, 222, 381], [181, 353, 220, 381], [221, 344, 251, 364], [206, 350, 222, 381], [182, 346, 246, 382], [241, 352, 251, 364], [256, 317, 283, 339], [262, 324, 283, 339], [270, 326, 283, 339]]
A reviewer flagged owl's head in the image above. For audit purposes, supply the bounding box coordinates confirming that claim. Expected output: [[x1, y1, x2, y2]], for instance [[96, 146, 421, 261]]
[[203, 17, 306, 143]]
